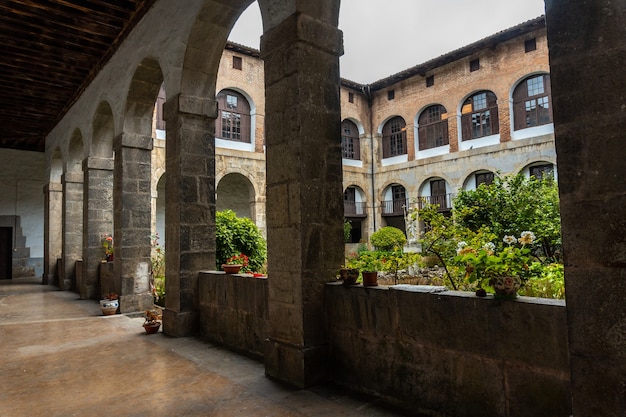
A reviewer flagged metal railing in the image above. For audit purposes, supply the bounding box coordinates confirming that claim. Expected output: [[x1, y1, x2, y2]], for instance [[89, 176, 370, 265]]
[[381, 199, 408, 216], [344, 201, 368, 217], [413, 194, 455, 211]]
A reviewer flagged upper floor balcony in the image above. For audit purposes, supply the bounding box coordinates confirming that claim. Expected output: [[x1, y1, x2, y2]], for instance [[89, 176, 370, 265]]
[[344, 201, 368, 217]]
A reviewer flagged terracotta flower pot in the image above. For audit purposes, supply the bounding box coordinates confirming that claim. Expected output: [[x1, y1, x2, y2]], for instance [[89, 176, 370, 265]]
[[143, 322, 161, 334], [339, 268, 359, 285], [222, 264, 242, 274], [362, 271, 378, 287]]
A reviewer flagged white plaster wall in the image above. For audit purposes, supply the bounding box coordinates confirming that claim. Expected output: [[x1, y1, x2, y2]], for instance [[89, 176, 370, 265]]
[[0, 149, 45, 257]]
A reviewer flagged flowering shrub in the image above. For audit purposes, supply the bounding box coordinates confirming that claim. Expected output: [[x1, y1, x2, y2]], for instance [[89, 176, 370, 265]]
[[101, 234, 113, 259], [454, 231, 539, 291], [150, 233, 165, 306], [225, 253, 250, 270]]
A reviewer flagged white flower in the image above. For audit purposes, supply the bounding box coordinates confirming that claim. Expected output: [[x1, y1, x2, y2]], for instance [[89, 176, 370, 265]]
[[456, 241, 467, 254], [483, 242, 495, 252], [503, 235, 517, 245], [519, 231, 536, 245]]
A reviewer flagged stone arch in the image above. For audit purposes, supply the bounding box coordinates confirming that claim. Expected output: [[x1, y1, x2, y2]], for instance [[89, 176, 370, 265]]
[[520, 159, 558, 181], [91, 101, 115, 159], [216, 172, 255, 220], [343, 116, 365, 135], [462, 169, 496, 191], [124, 57, 164, 136], [67, 128, 84, 173], [49, 147, 63, 184], [418, 175, 454, 212]]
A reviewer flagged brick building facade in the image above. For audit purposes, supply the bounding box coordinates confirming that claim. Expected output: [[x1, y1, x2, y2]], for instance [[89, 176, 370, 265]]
[[153, 16, 554, 246]]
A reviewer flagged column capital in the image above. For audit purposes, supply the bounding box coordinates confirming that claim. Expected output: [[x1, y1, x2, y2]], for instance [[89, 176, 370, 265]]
[[163, 93, 218, 121], [82, 156, 114, 171], [260, 12, 344, 59], [44, 182, 63, 193], [61, 172, 83, 184], [112, 132, 153, 152]]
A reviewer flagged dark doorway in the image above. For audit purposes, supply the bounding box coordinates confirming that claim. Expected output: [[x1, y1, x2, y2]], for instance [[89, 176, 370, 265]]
[[0, 227, 12, 279]]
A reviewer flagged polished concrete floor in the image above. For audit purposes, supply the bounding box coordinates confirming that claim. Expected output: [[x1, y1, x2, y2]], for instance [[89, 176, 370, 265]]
[[0, 277, 407, 417]]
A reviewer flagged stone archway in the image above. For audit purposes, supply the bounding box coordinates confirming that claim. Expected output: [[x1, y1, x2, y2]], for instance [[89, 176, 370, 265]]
[[114, 57, 164, 313], [217, 173, 254, 219], [61, 129, 84, 291], [80, 101, 116, 299]]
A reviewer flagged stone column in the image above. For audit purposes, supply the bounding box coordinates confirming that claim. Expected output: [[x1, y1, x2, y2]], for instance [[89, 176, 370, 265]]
[[545, 1, 626, 416], [162, 93, 217, 337], [81, 156, 114, 299], [261, 13, 344, 388], [43, 182, 63, 285], [112, 133, 154, 312], [61, 172, 83, 291]]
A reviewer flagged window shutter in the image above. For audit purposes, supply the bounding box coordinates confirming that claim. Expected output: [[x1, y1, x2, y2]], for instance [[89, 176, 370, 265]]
[[418, 125, 427, 150], [461, 113, 471, 141], [442, 120, 449, 145]]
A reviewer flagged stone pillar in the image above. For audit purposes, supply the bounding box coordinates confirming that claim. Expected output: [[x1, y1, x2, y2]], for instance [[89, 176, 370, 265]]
[[43, 182, 63, 285], [162, 93, 217, 337], [61, 172, 83, 291], [112, 133, 154, 312], [81, 157, 114, 299], [260, 13, 344, 388], [545, 2, 626, 416]]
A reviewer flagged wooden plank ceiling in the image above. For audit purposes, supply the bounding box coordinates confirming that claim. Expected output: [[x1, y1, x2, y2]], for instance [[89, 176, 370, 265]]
[[0, 0, 156, 152]]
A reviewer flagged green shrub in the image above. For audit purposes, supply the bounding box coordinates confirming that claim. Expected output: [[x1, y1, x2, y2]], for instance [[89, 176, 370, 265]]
[[519, 263, 565, 299], [344, 219, 352, 242], [216, 210, 267, 272], [370, 226, 406, 251]]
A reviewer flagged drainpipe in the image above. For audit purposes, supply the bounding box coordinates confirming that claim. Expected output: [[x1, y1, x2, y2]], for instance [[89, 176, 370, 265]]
[[362, 84, 376, 232]]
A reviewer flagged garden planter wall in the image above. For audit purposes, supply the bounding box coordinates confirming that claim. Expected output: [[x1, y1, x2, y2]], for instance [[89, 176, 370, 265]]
[[325, 283, 571, 417]]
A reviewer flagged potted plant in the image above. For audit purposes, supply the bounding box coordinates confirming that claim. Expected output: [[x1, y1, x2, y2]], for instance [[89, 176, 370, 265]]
[[99, 292, 119, 315], [455, 231, 539, 298], [353, 252, 384, 287], [101, 233, 114, 262], [221, 253, 249, 274], [338, 265, 359, 285], [143, 308, 162, 334]]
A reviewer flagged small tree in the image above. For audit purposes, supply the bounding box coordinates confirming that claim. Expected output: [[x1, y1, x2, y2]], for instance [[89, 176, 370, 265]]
[[370, 226, 406, 251], [216, 210, 267, 272], [454, 173, 561, 262]]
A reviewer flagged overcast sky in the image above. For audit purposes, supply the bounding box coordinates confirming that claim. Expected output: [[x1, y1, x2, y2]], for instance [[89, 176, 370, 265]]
[[229, 0, 546, 83]]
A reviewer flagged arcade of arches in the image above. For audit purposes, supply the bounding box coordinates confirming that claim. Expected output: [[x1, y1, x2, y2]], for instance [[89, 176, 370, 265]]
[[31, 0, 626, 416]]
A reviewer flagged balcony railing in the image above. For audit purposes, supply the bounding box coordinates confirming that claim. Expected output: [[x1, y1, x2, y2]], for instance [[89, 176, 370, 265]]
[[414, 194, 455, 211], [381, 199, 408, 216], [344, 201, 367, 217]]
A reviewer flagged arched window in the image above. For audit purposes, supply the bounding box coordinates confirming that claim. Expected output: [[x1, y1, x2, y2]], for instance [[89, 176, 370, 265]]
[[382, 116, 407, 158], [513, 74, 553, 130], [155, 84, 166, 131], [461, 91, 499, 140], [341, 120, 360, 160], [418, 105, 449, 150], [216, 89, 251, 143]]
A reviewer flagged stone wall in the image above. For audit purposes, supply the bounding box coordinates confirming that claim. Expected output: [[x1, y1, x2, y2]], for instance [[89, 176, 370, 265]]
[[326, 283, 571, 417], [198, 272, 268, 358], [197, 273, 571, 416]]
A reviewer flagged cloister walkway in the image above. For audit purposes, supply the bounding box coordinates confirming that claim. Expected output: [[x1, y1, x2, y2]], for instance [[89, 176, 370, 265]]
[[0, 277, 407, 417]]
